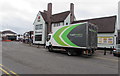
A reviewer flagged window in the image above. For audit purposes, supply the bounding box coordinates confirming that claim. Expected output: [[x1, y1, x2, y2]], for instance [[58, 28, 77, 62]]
[[54, 23, 57, 27], [35, 35, 42, 41], [63, 22, 64, 26], [54, 24, 56, 27], [53, 23, 60, 27], [66, 23, 68, 25], [47, 35, 51, 41], [55, 23, 57, 27], [57, 23, 60, 26], [35, 24, 43, 30], [37, 20, 40, 22]]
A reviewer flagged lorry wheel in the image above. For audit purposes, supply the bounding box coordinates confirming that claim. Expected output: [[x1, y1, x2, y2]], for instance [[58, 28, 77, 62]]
[[48, 46, 53, 52], [67, 50, 72, 56], [87, 50, 93, 56], [67, 49, 76, 56]]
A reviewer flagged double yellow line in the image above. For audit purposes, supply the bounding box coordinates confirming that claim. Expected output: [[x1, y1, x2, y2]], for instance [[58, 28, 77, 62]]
[[0, 64, 20, 76]]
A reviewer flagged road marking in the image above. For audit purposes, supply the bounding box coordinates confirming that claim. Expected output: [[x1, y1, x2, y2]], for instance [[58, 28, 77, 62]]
[[95, 57, 118, 62], [0, 67, 12, 76], [9, 71, 19, 76], [0, 64, 3, 66], [0, 64, 20, 76]]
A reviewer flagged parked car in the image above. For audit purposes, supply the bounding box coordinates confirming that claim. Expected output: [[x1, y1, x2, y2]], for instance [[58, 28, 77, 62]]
[[113, 44, 120, 57]]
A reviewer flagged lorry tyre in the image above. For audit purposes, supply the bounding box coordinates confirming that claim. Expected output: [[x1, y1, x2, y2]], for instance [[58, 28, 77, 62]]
[[66, 49, 76, 56], [67, 50, 73, 56], [88, 50, 94, 56], [48, 46, 53, 52]]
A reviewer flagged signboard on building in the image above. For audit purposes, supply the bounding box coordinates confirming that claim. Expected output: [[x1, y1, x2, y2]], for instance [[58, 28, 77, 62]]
[[98, 37, 114, 44], [37, 16, 40, 22]]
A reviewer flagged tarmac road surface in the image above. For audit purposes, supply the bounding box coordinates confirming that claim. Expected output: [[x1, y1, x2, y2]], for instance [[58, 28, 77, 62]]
[[1, 41, 119, 75]]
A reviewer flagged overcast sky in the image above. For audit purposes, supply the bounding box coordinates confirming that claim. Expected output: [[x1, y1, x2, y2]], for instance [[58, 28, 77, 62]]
[[0, 0, 119, 34]]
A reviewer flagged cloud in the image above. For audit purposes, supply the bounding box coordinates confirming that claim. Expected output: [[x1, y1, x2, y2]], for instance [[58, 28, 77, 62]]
[[2, 16, 33, 34], [0, 0, 36, 34], [74, 0, 118, 20], [0, 0, 119, 34]]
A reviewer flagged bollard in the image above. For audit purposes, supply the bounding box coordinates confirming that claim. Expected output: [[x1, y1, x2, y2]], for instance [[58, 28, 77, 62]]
[[37, 44, 40, 48], [110, 46, 114, 54], [104, 47, 106, 55]]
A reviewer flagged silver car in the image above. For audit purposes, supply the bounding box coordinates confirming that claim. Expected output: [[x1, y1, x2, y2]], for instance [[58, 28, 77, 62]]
[[113, 44, 120, 57]]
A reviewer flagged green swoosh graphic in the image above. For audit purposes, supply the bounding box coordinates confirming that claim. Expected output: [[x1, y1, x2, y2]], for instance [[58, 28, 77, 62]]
[[61, 24, 80, 47], [53, 26, 69, 46]]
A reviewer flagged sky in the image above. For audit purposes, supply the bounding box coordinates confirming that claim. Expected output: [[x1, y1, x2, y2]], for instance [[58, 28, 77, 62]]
[[0, 0, 119, 34]]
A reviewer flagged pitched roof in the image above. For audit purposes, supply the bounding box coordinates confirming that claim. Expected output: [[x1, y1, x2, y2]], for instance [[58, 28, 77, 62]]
[[2, 30, 16, 34], [72, 16, 117, 33], [40, 12, 48, 22], [40, 11, 70, 23], [51, 11, 70, 23]]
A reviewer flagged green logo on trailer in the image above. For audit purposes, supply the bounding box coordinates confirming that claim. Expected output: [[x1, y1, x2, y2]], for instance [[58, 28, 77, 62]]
[[53, 24, 81, 47]]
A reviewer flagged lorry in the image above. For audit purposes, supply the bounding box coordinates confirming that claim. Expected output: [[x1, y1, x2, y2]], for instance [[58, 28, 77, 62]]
[[46, 22, 98, 56]]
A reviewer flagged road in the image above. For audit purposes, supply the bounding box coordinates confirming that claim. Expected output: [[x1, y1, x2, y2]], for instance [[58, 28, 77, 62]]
[[1, 41, 119, 75]]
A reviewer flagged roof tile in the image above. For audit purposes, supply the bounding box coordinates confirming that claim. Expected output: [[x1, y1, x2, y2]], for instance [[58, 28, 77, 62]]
[[72, 16, 116, 33], [40, 11, 70, 23]]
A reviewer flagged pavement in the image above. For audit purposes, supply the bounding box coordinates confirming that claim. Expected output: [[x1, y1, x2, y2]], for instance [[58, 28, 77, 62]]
[[1, 41, 119, 75]]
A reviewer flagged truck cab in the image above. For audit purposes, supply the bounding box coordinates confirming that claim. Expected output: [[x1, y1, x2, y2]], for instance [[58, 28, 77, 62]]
[[46, 34, 52, 47]]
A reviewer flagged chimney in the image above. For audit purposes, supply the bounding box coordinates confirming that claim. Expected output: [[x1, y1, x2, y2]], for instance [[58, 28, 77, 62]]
[[70, 3, 74, 23], [47, 3, 52, 34]]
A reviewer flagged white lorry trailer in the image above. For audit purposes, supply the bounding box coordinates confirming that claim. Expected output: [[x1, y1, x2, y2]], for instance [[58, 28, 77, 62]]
[[46, 22, 98, 56]]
